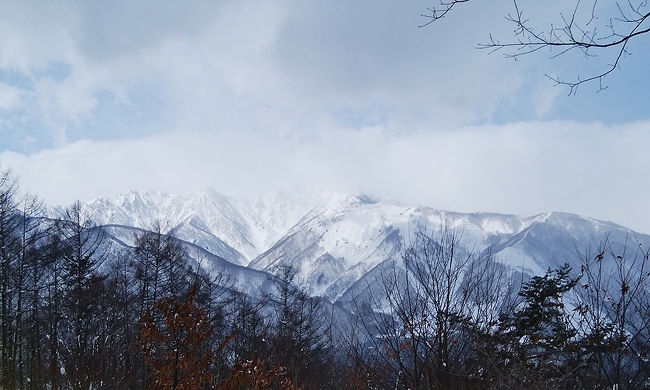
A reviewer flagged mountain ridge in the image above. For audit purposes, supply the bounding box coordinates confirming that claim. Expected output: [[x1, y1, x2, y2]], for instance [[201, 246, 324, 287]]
[[76, 189, 650, 303]]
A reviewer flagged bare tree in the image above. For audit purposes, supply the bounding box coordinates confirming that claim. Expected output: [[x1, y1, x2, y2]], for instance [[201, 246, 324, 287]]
[[356, 226, 515, 389], [0, 168, 20, 389], [13, 195, 48, 389], [267, 264, 332, 388], [134, 221, 190, 316], [56, 201, 108, 389], [572, 235, 650, 389], [422, 0, 650, 93]]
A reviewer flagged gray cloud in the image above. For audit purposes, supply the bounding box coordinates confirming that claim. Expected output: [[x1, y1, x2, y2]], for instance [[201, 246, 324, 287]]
[[3, 120, 649, 233], [0, 0, 536, 148]]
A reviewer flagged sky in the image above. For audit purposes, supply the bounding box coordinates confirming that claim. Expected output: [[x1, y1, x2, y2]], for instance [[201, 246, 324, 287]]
[[0, 0, 649, 233]]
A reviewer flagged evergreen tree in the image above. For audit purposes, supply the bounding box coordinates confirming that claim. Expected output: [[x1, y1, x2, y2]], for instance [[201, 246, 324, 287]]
[[489, 264, 580, 389]]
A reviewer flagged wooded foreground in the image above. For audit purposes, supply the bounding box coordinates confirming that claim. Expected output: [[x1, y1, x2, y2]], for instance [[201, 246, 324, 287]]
[[0, 169, 648, 389]]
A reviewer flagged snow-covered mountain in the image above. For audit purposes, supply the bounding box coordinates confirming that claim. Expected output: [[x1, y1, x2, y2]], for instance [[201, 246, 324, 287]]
[[82, 189, 334, 266], [80, 190, 650, 304]]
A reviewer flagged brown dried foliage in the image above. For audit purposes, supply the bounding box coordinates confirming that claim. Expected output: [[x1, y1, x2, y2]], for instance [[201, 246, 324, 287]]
[[219, 357, 300, 390], [140, 287, 216, 389]]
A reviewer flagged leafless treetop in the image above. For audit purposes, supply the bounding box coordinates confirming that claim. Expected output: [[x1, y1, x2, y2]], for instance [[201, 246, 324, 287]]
[[421, 0, 650, 94]]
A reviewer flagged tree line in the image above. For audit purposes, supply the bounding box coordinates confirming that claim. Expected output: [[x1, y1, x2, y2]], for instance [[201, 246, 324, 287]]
[[348, 228, 650, 389], [0, 168, 338, 389], [0, 167, 648, 389]]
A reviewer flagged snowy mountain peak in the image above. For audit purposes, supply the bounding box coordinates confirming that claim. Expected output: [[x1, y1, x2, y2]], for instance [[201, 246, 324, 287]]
[[80, 189, 649, 302]]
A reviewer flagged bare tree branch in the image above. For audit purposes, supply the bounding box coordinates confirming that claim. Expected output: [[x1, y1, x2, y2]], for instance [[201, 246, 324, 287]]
[[419, 0, 471, 27], [422, 0, 650, 94]]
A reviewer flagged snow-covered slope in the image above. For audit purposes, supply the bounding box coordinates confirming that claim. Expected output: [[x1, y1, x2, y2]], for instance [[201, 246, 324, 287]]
[[83, 189, 312, 266], [80, 190, 650, 303], [97, 223, 276, 298]]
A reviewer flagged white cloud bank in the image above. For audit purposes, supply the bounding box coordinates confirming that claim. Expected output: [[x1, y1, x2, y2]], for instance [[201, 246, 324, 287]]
[[2, 119, 649, 233], [0, 0, 540, 150]]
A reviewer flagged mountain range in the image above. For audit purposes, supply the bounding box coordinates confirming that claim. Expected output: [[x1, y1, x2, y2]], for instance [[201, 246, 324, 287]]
[[77, 189, 650, 305]]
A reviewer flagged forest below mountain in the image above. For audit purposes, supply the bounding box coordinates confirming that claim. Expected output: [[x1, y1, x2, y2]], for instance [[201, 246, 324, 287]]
[[1, 168, 649, 390]]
